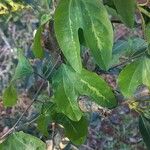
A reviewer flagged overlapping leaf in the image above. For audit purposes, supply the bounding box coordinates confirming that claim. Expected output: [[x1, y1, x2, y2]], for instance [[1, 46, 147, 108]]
[[0, 131, 46, 150], [113, 0, 136, 28], [54, 64, 117, 109], [53, 114, 88, 145], [54, 0, 113, 72], [53, 66, 82, 121], [118, 56, 150, 97], [37, 102, 56, 136]]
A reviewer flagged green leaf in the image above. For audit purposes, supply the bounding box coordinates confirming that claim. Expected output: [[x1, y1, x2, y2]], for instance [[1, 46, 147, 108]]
[[139, 116, 150, 150], [0, 131, 46, 150], [2, 83, 17, 107], [54, 82, 82, 122], [32, 14, 51, 59], [54, 114, 88, 145], [112, 38, 147, 65], [118, 56, 150, 97], [76, 69, 117, 108], [54, 0, 113, 71], [37, 102, 56, 136], [113, 0, 136, 28], [12, 51, 33, 81], [61, 64, 117, 108], [53, 66, 83, 121], [32, 26, 44, 59]]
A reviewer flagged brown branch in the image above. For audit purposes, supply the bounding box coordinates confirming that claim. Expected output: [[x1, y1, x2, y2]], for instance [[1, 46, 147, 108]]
[[0, 56, 60, 140]]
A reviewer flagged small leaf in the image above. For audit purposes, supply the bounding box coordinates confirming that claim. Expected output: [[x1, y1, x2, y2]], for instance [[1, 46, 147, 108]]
[[118, 56, 150, 97], [37, 102, 56, 136], [37, 114, 51, 136], [113, 0, 136, 28], [54, 0, 113, 71], [59, 64, 117, 108], [0, 131, 46, 150], [2, 83, 17, 107], [32, 26, 44, 59], [54, 114, 88, 145], [12, 51, 33, 81], [32, 14, 51, 59], [139, 116, 150, 149]]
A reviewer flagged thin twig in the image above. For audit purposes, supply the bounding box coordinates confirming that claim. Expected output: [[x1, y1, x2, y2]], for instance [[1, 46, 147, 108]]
[[109, 50, 147, 70], [0, 56, 60, 140]]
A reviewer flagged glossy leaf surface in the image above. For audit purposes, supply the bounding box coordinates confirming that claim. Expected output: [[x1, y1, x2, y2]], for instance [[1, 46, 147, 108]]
[[54, 0, 113, 71]]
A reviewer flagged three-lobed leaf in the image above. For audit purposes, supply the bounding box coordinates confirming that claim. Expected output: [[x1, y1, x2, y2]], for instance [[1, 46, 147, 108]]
[[54, 0, 113, 72], [0, 131, 46, 150]]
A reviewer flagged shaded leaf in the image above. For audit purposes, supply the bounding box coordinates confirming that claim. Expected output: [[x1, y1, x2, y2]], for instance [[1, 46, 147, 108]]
[[0, 131, 46, 150], [37, 102, 56, 136], [112, 38, 147, 65], [113, 0, 136, 28], [118, 56, 150, 97], [54, 0, 113, 72], [139, 116, 150, 150], [2, 83, 17, 107], [12, 51, 33, 81], [32, 14, 51, 59], [54, 114, 88, 145]]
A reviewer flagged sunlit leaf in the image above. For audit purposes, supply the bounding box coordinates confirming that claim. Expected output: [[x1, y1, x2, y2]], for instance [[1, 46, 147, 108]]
[[118, 56, 150, 97], [54, 0, 113, 72], [0, 131, 46, 150]]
